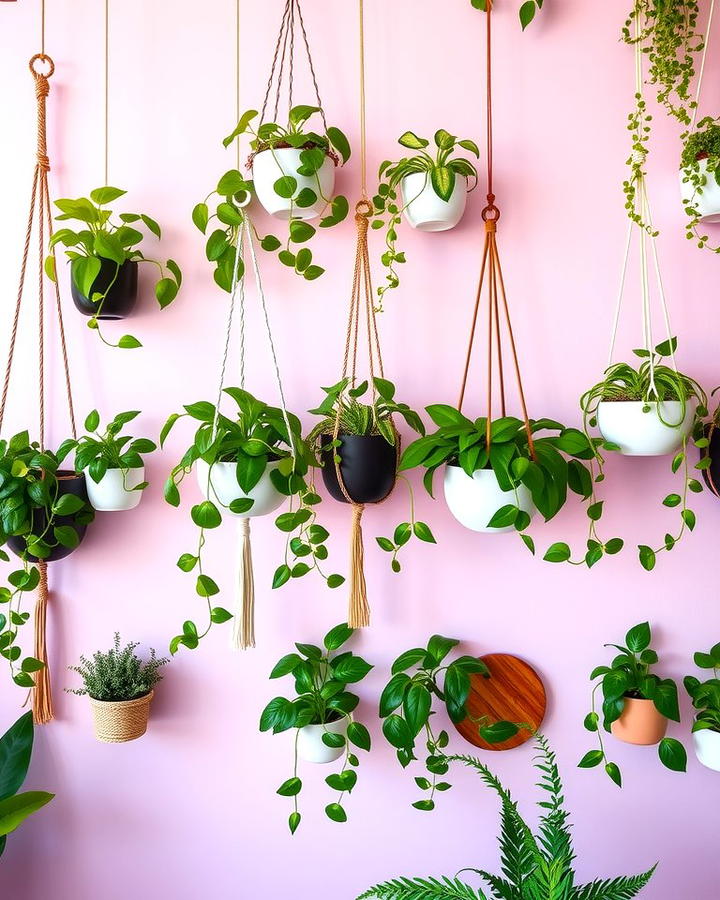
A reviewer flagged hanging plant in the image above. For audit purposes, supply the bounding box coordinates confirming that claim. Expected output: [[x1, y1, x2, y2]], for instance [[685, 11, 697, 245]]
[[680, 116, 720, 245], [580, 621, 687, 787], [259, 623, 372, 833], [47, 187, 181, 349], [62, 410, 156, 512], [580, 338, 708, 571], [469, 0, 545, 31], [371, 129, 479, 309], [685, 643, 720, 772], [162, 388, 343, 654]]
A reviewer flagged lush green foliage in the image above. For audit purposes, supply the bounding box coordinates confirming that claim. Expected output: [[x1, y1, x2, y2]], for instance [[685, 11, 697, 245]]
[[681, 117, 720, 252], [379, 634, 520, 811], [48, 187, 181, 348], [581, 621, 686, 787], [68, 633, 168, 702], [0, 713, 54, 857], [259, 623, 372, 833], [371, 129, 479, 307], [685, 642, 720, 734], [162, 388, 343, 652], [359, 735, 656, 900]]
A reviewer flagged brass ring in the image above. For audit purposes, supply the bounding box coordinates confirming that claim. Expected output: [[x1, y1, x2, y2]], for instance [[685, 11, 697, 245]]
[[29, 54, 55, 77], [355, 199, 373, 217]]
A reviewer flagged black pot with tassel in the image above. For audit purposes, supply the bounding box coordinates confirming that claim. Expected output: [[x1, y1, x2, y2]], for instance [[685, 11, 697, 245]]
[[71, 258, 138, 319], [319, 434, 397, 504], [702, 423, 720, 497]]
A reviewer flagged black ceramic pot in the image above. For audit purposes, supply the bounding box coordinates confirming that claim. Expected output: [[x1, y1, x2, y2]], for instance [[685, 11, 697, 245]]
[[71, 258, 138, 319], [702, 424, 720, 497], [320, 434, 397, 505], [7, 471, 90, 562]]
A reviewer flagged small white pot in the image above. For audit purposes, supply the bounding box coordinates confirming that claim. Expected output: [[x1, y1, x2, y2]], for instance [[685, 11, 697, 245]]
[[85, 466, 145, 512], [400, 172, 467, 232], [680, 160, 720, 224], [296, 718, 348, 764], [693, 727, 720, 772], [597, 400, 694, 457], [443, 464, 536, 534], [252, 148, 336, 220], [195, 459, 285, 518]]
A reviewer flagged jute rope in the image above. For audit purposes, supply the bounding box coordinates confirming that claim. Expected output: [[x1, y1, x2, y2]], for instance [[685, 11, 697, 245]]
[[89, 691, 153, 743]]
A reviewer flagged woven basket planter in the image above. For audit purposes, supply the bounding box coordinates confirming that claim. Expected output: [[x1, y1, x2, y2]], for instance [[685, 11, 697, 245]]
[[89, 691, 154, 743]]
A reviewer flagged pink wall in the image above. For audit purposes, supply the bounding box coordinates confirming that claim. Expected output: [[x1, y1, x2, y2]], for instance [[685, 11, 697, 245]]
[[0, 0, 718, 897]]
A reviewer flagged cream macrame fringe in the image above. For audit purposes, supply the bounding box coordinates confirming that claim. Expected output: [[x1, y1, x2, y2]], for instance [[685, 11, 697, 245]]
[[232, 518, 255, 650]]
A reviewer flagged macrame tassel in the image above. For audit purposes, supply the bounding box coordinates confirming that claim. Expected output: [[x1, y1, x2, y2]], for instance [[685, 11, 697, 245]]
[[232, 518, 255, 650], [348, 503, 370, 628], [32, 561, 53, 725]]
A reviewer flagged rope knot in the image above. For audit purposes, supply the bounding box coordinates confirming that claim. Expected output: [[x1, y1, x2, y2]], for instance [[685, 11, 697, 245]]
[[355, 212, 370, 236], [34, 75, 50, 101], [37, 154, 50, 172]]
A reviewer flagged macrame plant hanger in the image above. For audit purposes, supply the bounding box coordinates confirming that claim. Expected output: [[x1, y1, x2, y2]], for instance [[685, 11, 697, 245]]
[[0, 7, 78, 725], [457, 0, 536, 464]]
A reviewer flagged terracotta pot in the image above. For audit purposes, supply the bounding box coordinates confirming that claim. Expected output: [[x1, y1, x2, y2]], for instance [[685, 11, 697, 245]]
[[611, 697, 668, 746]]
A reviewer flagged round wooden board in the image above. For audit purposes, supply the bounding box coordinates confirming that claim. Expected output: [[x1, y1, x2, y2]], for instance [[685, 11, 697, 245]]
[[453, 653, 547, 751]]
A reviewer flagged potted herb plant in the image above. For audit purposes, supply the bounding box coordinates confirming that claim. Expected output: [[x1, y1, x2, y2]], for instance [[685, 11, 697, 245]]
[[379, 634, 520, 812], [580, 621, 687, 787], [684, 642, 720, 772], [372, 130, 479, 307], [162, 388, 343, 653], [359, 735, 656, 900], [0, 712, 54, 858], [47, 186, 181, 348], [681, 116, 720, 234], [62, 410, 156, 512], [259, 623, 372, 833], [68, 633, 168, 743]]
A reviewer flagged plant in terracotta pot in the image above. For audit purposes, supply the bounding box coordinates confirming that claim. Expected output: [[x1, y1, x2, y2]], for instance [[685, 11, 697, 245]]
[[580, 621, 686, 787], [47, 187, 181, 349], [68, 633, 168, 743], [62, 410, 156, 512], [681, 117, 720, 242], [371, 130, 479, 308], [684, 642, 720, 772], [360, 734, 657, 900], [379, 634, 521, 811], [259, 623, 372, 833], [0, 712, 54, 857]]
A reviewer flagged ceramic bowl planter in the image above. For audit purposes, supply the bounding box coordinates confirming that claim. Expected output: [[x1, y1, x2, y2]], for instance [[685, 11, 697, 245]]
[[319, 434, 396, 505], [89, 690, 154, 743], [296, 717, 348, 764], [443, 464, 536, 534], [195, 459, 285, 518], [252, 148, 336, 220], [7, 471, 89, 562], [596, 400, 694, 456], [701, 424, 720, 495], [70, 258, 138, 320], [693, 727, 720, 772], [680, 160, 720, 224], [85, 466, 145, 512], [400, 173, 467, 232], [610, 697, 668, 746]]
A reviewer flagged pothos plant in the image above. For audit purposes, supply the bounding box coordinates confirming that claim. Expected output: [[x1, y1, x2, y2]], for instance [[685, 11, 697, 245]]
[[399, 407, 605, 566], [580, 337, 708, 571], [580, 621, 687, 788], [371, 130, 479, 308], [161, 388, 343, 653], [379, 635, 522, 812], [47, 187, 181, 348], [308, 376, 435, 571], [469, 0, 544, 30], [0, 432, 94, 688], [259, 623, 372, 833], [681, 116, 720, 252], [684, 642, 720, 736]]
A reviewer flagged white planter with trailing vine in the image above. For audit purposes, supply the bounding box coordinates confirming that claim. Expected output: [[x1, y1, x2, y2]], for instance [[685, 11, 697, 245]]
[[296, 717, 348, 764], [401, 173, 468, 232], [443, 464, 535, 533], [596, 400, 694, 456], [693, 727, 720, 772], [680, 159, 720, 224], [252, 148, 335, 220], [85, 466, 145, 512], [196, 459, 285, 518]]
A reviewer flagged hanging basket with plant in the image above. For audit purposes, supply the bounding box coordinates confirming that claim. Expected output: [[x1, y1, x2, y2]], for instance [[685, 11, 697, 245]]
[[684, 642, 720, 773]]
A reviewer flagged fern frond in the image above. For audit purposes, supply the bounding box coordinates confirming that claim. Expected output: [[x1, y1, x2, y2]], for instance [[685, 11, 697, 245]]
[[355, 875, 487, 900], [470, 869, 520, 900], [572, 866, 657, 900], [532, 735, 576, 884]]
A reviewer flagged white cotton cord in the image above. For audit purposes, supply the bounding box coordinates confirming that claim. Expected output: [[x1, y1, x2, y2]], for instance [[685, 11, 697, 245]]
[[641, 179, 679, 373], [691, 0, 716, 132], [607, 218, 634, 368], [211, 225, 245, 441]]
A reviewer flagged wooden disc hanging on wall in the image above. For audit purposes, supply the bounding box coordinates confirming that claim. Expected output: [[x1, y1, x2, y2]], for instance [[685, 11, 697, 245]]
[[453, 653, 547, 751]]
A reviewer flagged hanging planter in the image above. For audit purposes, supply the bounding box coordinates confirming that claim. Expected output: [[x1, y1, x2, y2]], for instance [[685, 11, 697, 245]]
[[372, 129, 479, 308], [443, 464, 535, 534], [701, 415, 720, 495], [196, 458, 285, 518], [69, 257, 138, 319], [259, 623, 372, 832], [680, 119, 720, 226], [252, 142, 337, 221], [318, 432, 397, 505], [580, 621, 686, 787], [684, 643, 720, 772], [595, 399, 695, 456]]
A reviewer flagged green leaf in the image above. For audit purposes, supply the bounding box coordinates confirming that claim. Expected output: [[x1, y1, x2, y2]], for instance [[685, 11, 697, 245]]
[[196, 575, 219, 597], [519, 0, 536, 29], [638, 545, 656, 571], [90, 186, 126, 205], [53, 526, 80, 550], [192, 202, 209, 232], [403, 683, 432, 736], [276, 777, 302, 797], [682, 509, 696, 531], [430, 166, 455, 202], [327, 574, 345, 589], [191, 501, 222, 529], [273, 176, 297, 199], [0, 713, 33, 801], [327, 126, 351, 164], [289, 220, 315, 243], [543, 542, 571, 563], [413, 522, 436, 543], [325, 803, 347, 823], [426, 634, 459, 665], [658, 737, 687, 772], [332, 655, 373, 683], [270, 653, 303, 679], [391, 648, 427, 675], [210, 606, 232, 624], [479, 721, 519, 744], [382, 714, 413, 750], [578, 750, 604, 768], [260, 234, 281, 252], [118, 335, 142, 350], [288, 811, 301, 835], [347, 721, 371, 752], [398, 131, 429, 151], [605, 762, 622, 788], [0, 792, 54, 837], [626, 622, 651, 653], [411, 799, 435, 812], [52, 493, 85, 516], [324, 623, 353, 652]]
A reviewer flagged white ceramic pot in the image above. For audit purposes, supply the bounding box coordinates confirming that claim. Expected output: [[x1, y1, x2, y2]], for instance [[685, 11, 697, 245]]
[[196, 459, 285, 518], [597, 400, 695, 457], [693, 727, 720, 772], [252, 148, 335, 220], [443, 464, 536, 534], [85, 466, 145, 512], [400, 172, 467, 232], [680, 160, 720, 224], [296, 718, 348, 764]]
